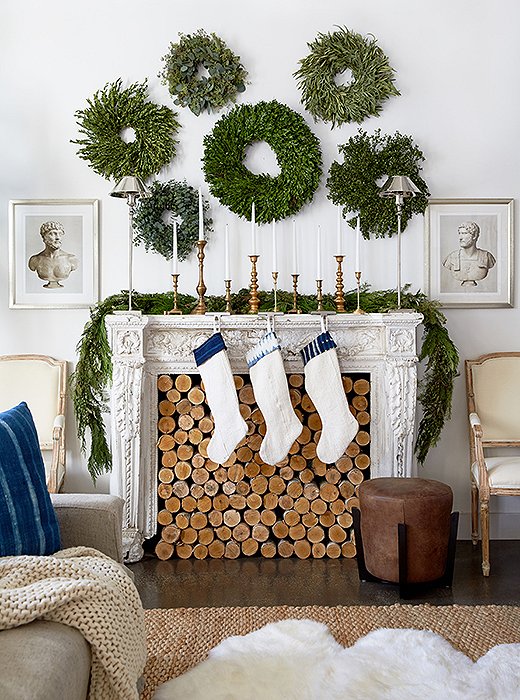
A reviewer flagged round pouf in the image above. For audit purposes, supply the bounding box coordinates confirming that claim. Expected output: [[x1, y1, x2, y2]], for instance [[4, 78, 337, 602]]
[[358, 477, 453, 584]]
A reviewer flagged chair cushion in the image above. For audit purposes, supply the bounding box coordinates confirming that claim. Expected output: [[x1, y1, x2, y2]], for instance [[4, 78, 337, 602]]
[[0, 402, 60, 555], [471, 456, 520, 488]]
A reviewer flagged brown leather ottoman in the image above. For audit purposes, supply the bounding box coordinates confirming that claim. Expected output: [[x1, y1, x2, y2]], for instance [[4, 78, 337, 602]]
[[353, 477, 459, 598]]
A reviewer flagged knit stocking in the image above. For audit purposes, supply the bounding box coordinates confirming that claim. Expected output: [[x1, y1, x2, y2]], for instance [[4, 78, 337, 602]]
[[301, 331, 358, 464], [193, 333, 247, 465], [247, 331, 303, 465]]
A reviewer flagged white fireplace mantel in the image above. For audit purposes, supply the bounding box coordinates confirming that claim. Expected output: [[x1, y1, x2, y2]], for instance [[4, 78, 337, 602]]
[[106, 312, 422, 562]]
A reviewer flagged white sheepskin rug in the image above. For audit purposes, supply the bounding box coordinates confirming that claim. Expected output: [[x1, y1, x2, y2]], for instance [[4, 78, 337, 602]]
[[152, 618, 520, 700]]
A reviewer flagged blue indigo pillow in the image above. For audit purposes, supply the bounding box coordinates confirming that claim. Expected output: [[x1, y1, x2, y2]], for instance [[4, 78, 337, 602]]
[[0, 402, 61, 556]]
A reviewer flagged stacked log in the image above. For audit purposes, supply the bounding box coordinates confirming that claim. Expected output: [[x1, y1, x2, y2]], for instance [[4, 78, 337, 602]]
[[155, 373, 370, 560]]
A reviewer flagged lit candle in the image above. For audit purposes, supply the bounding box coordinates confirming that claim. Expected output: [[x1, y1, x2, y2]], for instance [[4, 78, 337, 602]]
[[171, 220, 178, 275], [292, 220, 298, 274], [272, 220, 277, 273], [355, 216, 360, 271], [336, 206, 342, 256], [225, 224, 230, 280], [198, 188, 204, 241], [251, 201, 256, 255], [316, 225, 322, 279]]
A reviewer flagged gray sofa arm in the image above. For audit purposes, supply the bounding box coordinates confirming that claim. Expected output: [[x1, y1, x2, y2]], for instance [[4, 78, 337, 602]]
[[51, 493, 124, 563]]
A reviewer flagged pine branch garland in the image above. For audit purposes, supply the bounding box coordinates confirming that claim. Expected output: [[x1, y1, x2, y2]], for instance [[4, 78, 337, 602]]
[[71, 287, 458, 481]]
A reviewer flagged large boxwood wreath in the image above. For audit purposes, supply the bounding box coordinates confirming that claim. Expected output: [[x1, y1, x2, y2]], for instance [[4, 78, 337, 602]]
[[72, 78, 180, 181], [133, 180, 212, 260], [202, 100, 322, 223], [294, 26, 399, 127], [327, 129, 430, 239], [160, 29, 248, 116]]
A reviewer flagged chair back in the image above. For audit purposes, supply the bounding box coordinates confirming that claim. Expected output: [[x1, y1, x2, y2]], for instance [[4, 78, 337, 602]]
[[465, 352, 520, 445]]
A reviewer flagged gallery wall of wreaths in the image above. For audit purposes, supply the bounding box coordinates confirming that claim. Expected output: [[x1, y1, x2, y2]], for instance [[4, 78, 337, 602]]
[[71, 25, 431, 290]]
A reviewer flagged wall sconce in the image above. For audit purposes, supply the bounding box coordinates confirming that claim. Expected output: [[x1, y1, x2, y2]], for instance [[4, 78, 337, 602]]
[[379, 175, 420, 310], [110, 175, 150, 312]]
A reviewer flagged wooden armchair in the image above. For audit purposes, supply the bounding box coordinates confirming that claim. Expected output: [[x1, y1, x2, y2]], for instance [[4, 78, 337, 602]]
[[0, 354, 67, 493], [465, 352, 520, 576]]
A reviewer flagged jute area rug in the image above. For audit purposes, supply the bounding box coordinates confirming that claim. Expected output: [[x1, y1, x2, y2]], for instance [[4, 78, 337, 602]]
[[142, 603, 520, 699]]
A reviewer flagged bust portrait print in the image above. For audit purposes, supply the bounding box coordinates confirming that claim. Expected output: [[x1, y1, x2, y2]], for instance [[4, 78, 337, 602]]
[[28, 221, 79, 289], [442, 221, 496, 287]]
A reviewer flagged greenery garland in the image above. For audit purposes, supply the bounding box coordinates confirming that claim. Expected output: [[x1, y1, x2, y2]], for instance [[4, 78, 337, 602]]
[[294, 27, 399, 127], [133, 180, 213, 260], [71, 287, 458, 481], [327, 129, 430, 239], [160, 29, 248, 115], [202, 100, 322, 223], [72, 79, 180, 181]]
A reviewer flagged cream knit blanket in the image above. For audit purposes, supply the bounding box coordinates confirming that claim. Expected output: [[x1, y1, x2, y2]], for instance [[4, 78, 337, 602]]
[[0, 547, 146, 700]]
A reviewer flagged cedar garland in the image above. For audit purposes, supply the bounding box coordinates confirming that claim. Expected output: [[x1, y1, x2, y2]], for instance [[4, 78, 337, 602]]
[[70, 287, 459, 481]]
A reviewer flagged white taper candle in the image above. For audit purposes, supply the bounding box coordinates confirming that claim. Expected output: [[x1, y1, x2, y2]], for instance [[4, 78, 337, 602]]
[[336, 206, 342, 255], [198, 188, 204, 241], [272, 220, 277, 272], [171, 220, 178, 275], [225, 224, 230, 280], [292, 220, 298, 274], [355, 216, 360, 271], [251, 201, 256, 255], [317, 225, 322, 279]]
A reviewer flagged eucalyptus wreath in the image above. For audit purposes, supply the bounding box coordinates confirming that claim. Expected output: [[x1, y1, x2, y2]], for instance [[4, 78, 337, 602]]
[[294, 27, 399, 127], [160, 29, 248, 116], [202, 100, 322, 223], [133, 180, 212, 260], [72, 79, 180, 181], [327, 129, 430, 238]]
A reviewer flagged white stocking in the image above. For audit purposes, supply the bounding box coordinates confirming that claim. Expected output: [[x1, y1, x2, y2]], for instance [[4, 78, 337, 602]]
[[194, 333, 247, 465], [301, 331, 358, 464], [247, 331, 303, 465]]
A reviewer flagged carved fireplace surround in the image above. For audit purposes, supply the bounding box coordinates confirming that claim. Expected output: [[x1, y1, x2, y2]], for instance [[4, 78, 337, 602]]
[[106, 312, 422, 562]]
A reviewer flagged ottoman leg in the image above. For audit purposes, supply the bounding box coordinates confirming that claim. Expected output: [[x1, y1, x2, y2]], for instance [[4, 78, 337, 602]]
[[440, 511, 459, 587], [352, 507, 379, 583]]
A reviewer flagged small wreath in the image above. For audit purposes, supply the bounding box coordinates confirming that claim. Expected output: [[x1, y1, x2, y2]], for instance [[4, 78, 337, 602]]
[[72, 79, 180, 181], [160, 29, 248, 116], [202, 100, 322, 223], [327, 129, 430, 238], [133, 180, 212, 260], [294, 27, 399, 127]]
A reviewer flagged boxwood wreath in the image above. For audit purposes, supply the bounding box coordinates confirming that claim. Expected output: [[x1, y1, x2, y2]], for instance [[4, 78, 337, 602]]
[[71, 287, 459, 481], [294, 26, 399, 127], [327, 129, 430, 239], [203, 100, 322, 223], [160, 29, 248, 116], [72, 78, 180, 181], [133, 180, 212, 260]]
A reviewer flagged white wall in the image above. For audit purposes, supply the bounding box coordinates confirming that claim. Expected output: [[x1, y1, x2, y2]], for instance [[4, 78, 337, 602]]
[[2, 0, 520, 535]]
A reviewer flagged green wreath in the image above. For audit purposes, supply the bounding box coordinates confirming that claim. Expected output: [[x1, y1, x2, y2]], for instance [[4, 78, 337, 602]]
[[202, 100, 322, 223], [327, 129, 430, 238], [72, 79, 180, 181], [160, 29, 248, 116], [294, 27, 399, 127], [133, 180, 212, 260]]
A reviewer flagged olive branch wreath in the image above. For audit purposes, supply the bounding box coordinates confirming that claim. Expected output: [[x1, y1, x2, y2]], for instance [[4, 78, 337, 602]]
[[294, 26, 399, 127]]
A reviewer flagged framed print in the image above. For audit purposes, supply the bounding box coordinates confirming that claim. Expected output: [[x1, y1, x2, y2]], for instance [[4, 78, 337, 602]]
[[9, 199, 99, 309], [424, 198, 513, 308]]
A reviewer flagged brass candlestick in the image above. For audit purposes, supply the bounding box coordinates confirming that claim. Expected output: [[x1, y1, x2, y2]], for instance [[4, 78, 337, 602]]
[[192, 240, 207, 315], [353, 271, 367, 315], [272, 271, 279, 312], [334, 255, 345, 313], [288, 273, 301, 314], [165, 273, 182, 314], [224, 280, 233, 314], [316, 279, 324, 312], [248, 255, 260, 314]]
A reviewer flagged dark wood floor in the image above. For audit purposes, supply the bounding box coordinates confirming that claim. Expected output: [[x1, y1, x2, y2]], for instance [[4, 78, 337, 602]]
[[129, 540, 520, 609]]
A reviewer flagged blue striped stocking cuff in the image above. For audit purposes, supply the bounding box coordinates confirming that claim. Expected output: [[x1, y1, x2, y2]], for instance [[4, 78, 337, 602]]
[[300, 331, 337, 367], [246, 331, 280, 368], [193, 332, 226, 366]]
